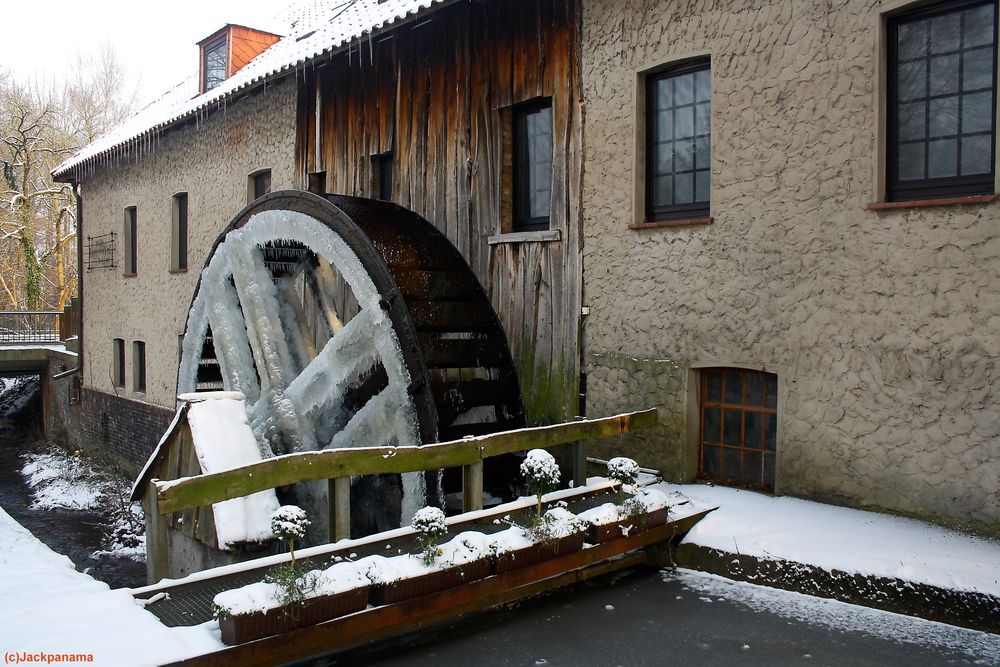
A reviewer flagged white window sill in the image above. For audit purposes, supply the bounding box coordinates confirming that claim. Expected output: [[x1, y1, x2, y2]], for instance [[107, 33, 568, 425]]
[[487, 230, 561, 245]]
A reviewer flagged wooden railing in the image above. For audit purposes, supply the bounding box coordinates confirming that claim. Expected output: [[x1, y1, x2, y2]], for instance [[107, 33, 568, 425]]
[[150, 408, 660, 543]]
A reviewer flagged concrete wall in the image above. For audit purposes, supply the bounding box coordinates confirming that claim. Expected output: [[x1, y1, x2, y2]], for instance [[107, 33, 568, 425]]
[[580, 0, 1000, 535], [78, 77, 297, 463]]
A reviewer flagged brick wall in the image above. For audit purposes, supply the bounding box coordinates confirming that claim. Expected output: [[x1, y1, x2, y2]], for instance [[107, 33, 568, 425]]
[[80, 388, 174, 475]]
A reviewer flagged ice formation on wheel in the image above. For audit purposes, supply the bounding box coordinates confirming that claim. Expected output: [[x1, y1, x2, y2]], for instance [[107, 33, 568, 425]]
[[177, 191, 525, 538]]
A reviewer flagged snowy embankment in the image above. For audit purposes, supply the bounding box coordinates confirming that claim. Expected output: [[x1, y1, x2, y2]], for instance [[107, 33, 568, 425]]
[[667, 483, 1000, 597], [0, 506, 222, 664]]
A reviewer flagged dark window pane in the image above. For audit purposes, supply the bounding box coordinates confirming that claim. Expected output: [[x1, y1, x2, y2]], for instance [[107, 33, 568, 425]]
[[514, 102, 552, 229], [725, 371, 743, 404], [695, 170, 711, 202], [675, 73, 694, 105], [898, 61, 926, 101], [695, 69, 711, 102], [899, 142, 926, 180], [723, 410, 742, 445], [962, 134, 992, 173], [742, 451, 762, 485], [706, 371, 723, 402], [703, 445, 720, 478], [695, 135, 711, 169], [675, 106, 694, 139], [745, 412, 763, 450], [966, 4, 995, 47], [963, 52, 993, 91], [763, 452, 776, 487], [703, 407, 721, 443], [765, 376, 778, 408], [656, 78, 673, 108], [962, 91, 993, 133], [928, 96, 958, 137], [722, 448, 740, 480], [898, 21, 927, 59], [765, 413, 777, 451], [675, 141, 694, 171], [928, 138, 958, 177], [898, 102, 926, 141], [695, 102, 711, 135], [203, 38, 227, 91], [674, 172, 694, 203], [656, 110, 674, 141], [930, 12, 961, 54], [929, 54, 960, 95], [655, 143, 672, 174], [746, 374, 764, 405], [653, 175, 673, 208]]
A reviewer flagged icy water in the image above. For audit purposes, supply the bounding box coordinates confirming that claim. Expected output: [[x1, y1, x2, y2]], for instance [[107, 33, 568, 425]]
[[0, 413, 145, 589]]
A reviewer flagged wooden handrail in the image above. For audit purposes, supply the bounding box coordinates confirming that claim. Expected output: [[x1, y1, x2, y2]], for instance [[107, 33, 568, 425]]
[[154, 408, 658, 515]]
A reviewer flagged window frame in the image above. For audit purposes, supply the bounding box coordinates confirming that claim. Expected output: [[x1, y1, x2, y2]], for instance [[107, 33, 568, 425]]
[[886, 0, 998, 201], [644, 58, 712, 223], [132, 340, 146, 393], [372, 153, 393, 201], [171, 192, 188, 272], [248, 169, 272, 203], [201, 35, 228, 93], [512, 98, 554, 233], [112, 338, 125, 389], [123, 206, 137, 276]]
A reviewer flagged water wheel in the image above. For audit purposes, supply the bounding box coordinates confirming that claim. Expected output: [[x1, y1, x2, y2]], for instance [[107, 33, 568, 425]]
[[177, 191, 525, 537]]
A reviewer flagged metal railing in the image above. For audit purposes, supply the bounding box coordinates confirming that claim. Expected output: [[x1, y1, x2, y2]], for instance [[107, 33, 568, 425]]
[[0, 311, 62, 344]]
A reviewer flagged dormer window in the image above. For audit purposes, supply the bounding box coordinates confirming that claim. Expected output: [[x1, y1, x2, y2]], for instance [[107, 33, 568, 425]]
[[202, 36, 228, 92], [198, 25, 282, 95]]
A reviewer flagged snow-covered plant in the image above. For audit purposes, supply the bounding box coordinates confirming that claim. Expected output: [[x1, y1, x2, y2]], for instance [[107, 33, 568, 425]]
[[607, 456, 640, 502], [271, 505, 310, 566], [521, 449, 561, 522], [262, 565, 319, 620], [412, 506, 448, 565]]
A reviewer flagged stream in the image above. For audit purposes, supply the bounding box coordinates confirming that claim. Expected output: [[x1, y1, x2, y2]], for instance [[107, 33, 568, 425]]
[[0, 378, 146, 590]]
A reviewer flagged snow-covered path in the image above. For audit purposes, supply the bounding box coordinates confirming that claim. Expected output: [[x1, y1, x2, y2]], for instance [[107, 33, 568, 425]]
[[669, 483, 1000, 596], [0, 506, 222, 666]]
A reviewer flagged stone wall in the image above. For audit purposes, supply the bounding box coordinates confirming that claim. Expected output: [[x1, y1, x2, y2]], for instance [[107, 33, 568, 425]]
[[580, 0, 1000, 534], [80, 77, 297, 411], [80, 388, 174, 476]]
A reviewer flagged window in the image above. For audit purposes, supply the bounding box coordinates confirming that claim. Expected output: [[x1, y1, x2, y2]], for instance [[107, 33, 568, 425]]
[[202, 36, 228, 92], [132, 341, 146, 393], [888, 0, 997, 201], [123, 207, 137, 275], [700, 368, 777, 490], [513, 100, 553, 232], [171, 193, 188, 272], [646, 59, 711, 221], [112, 338, 125, 388], [248, 169, 272, 203], [372, 153, 393, 201]]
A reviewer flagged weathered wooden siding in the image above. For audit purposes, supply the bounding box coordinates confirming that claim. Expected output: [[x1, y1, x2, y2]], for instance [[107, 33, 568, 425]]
[[297, 0, 583, 425]]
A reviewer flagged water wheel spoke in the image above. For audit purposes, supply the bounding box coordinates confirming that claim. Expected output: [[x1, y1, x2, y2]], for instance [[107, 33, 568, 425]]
[[285, 308, 379, 416], [202, 270, 261, 405], [328, 385, 407, 450]]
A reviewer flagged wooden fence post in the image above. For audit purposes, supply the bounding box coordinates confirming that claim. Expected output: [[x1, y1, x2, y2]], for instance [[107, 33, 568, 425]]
[[330, 477, 351, 541], [147, 480, 169, 584], [462, 461, 484, 512]]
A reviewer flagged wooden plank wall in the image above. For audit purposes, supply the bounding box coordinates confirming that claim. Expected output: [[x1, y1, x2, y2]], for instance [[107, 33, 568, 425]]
[[296, 0, 582, 425]]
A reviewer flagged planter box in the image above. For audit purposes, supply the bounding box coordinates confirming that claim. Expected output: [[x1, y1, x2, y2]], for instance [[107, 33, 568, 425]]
[[494, 532, 586, 574], [220, 585, 370, 645], [586, 507, 668, 544], [370, 558, 492, 605]]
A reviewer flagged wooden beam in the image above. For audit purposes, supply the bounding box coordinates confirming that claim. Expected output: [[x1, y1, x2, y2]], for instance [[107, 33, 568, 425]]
[[330, 477, 351, 541], [462, 461, 483, 512], [147, 480, 169, 584], [155, 409, 658, 515]]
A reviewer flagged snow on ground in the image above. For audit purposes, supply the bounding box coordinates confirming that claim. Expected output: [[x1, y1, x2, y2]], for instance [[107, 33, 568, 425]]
[[665, 483, 1000, 597], [0, 506, 222, 665], [21, 450, 104, 511], [665, 568, 1000, 663]]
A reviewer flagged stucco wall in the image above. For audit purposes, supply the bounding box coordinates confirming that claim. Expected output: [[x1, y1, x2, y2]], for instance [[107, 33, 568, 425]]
[[80, 78, 297, 411], [581, 0, 1000, 534]]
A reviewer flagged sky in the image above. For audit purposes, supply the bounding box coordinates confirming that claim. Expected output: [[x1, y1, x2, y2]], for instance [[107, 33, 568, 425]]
[[1, 0, 286, 105]]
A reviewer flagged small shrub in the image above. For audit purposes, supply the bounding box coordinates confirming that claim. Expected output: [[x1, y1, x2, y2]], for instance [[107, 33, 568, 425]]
[[521, 449, 560, 522], [411, 506, 448, 565], [263, 562, 318, 621], [271, 505, 310, 566], [607, 457, 640, 502]]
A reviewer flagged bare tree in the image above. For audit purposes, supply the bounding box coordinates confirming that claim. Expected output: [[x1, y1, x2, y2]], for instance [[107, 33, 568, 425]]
[[0, 46, 137, 312]]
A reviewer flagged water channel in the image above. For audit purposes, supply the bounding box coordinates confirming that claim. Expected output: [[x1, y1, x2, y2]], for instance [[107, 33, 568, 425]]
[[0, 378, 145, 590]]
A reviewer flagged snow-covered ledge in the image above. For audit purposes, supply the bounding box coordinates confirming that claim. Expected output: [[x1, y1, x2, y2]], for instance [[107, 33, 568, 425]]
[[487, 230, 561, 245]]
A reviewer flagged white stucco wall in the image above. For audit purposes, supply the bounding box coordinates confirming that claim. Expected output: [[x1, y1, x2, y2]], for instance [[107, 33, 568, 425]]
[[81, 77, 297, 409], [580, 0, 1000, 534]]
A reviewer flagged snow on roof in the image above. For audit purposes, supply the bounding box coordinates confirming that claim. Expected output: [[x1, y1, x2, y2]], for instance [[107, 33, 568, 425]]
[[53, 0, 451, 180], [186, 396, 280, 548]]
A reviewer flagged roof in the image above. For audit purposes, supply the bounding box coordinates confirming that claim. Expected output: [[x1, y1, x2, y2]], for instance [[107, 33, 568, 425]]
[[53, 0, 452, 181]]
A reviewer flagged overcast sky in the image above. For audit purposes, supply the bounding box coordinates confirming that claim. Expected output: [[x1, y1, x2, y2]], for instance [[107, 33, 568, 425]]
[[2, 0, 284, 104]]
